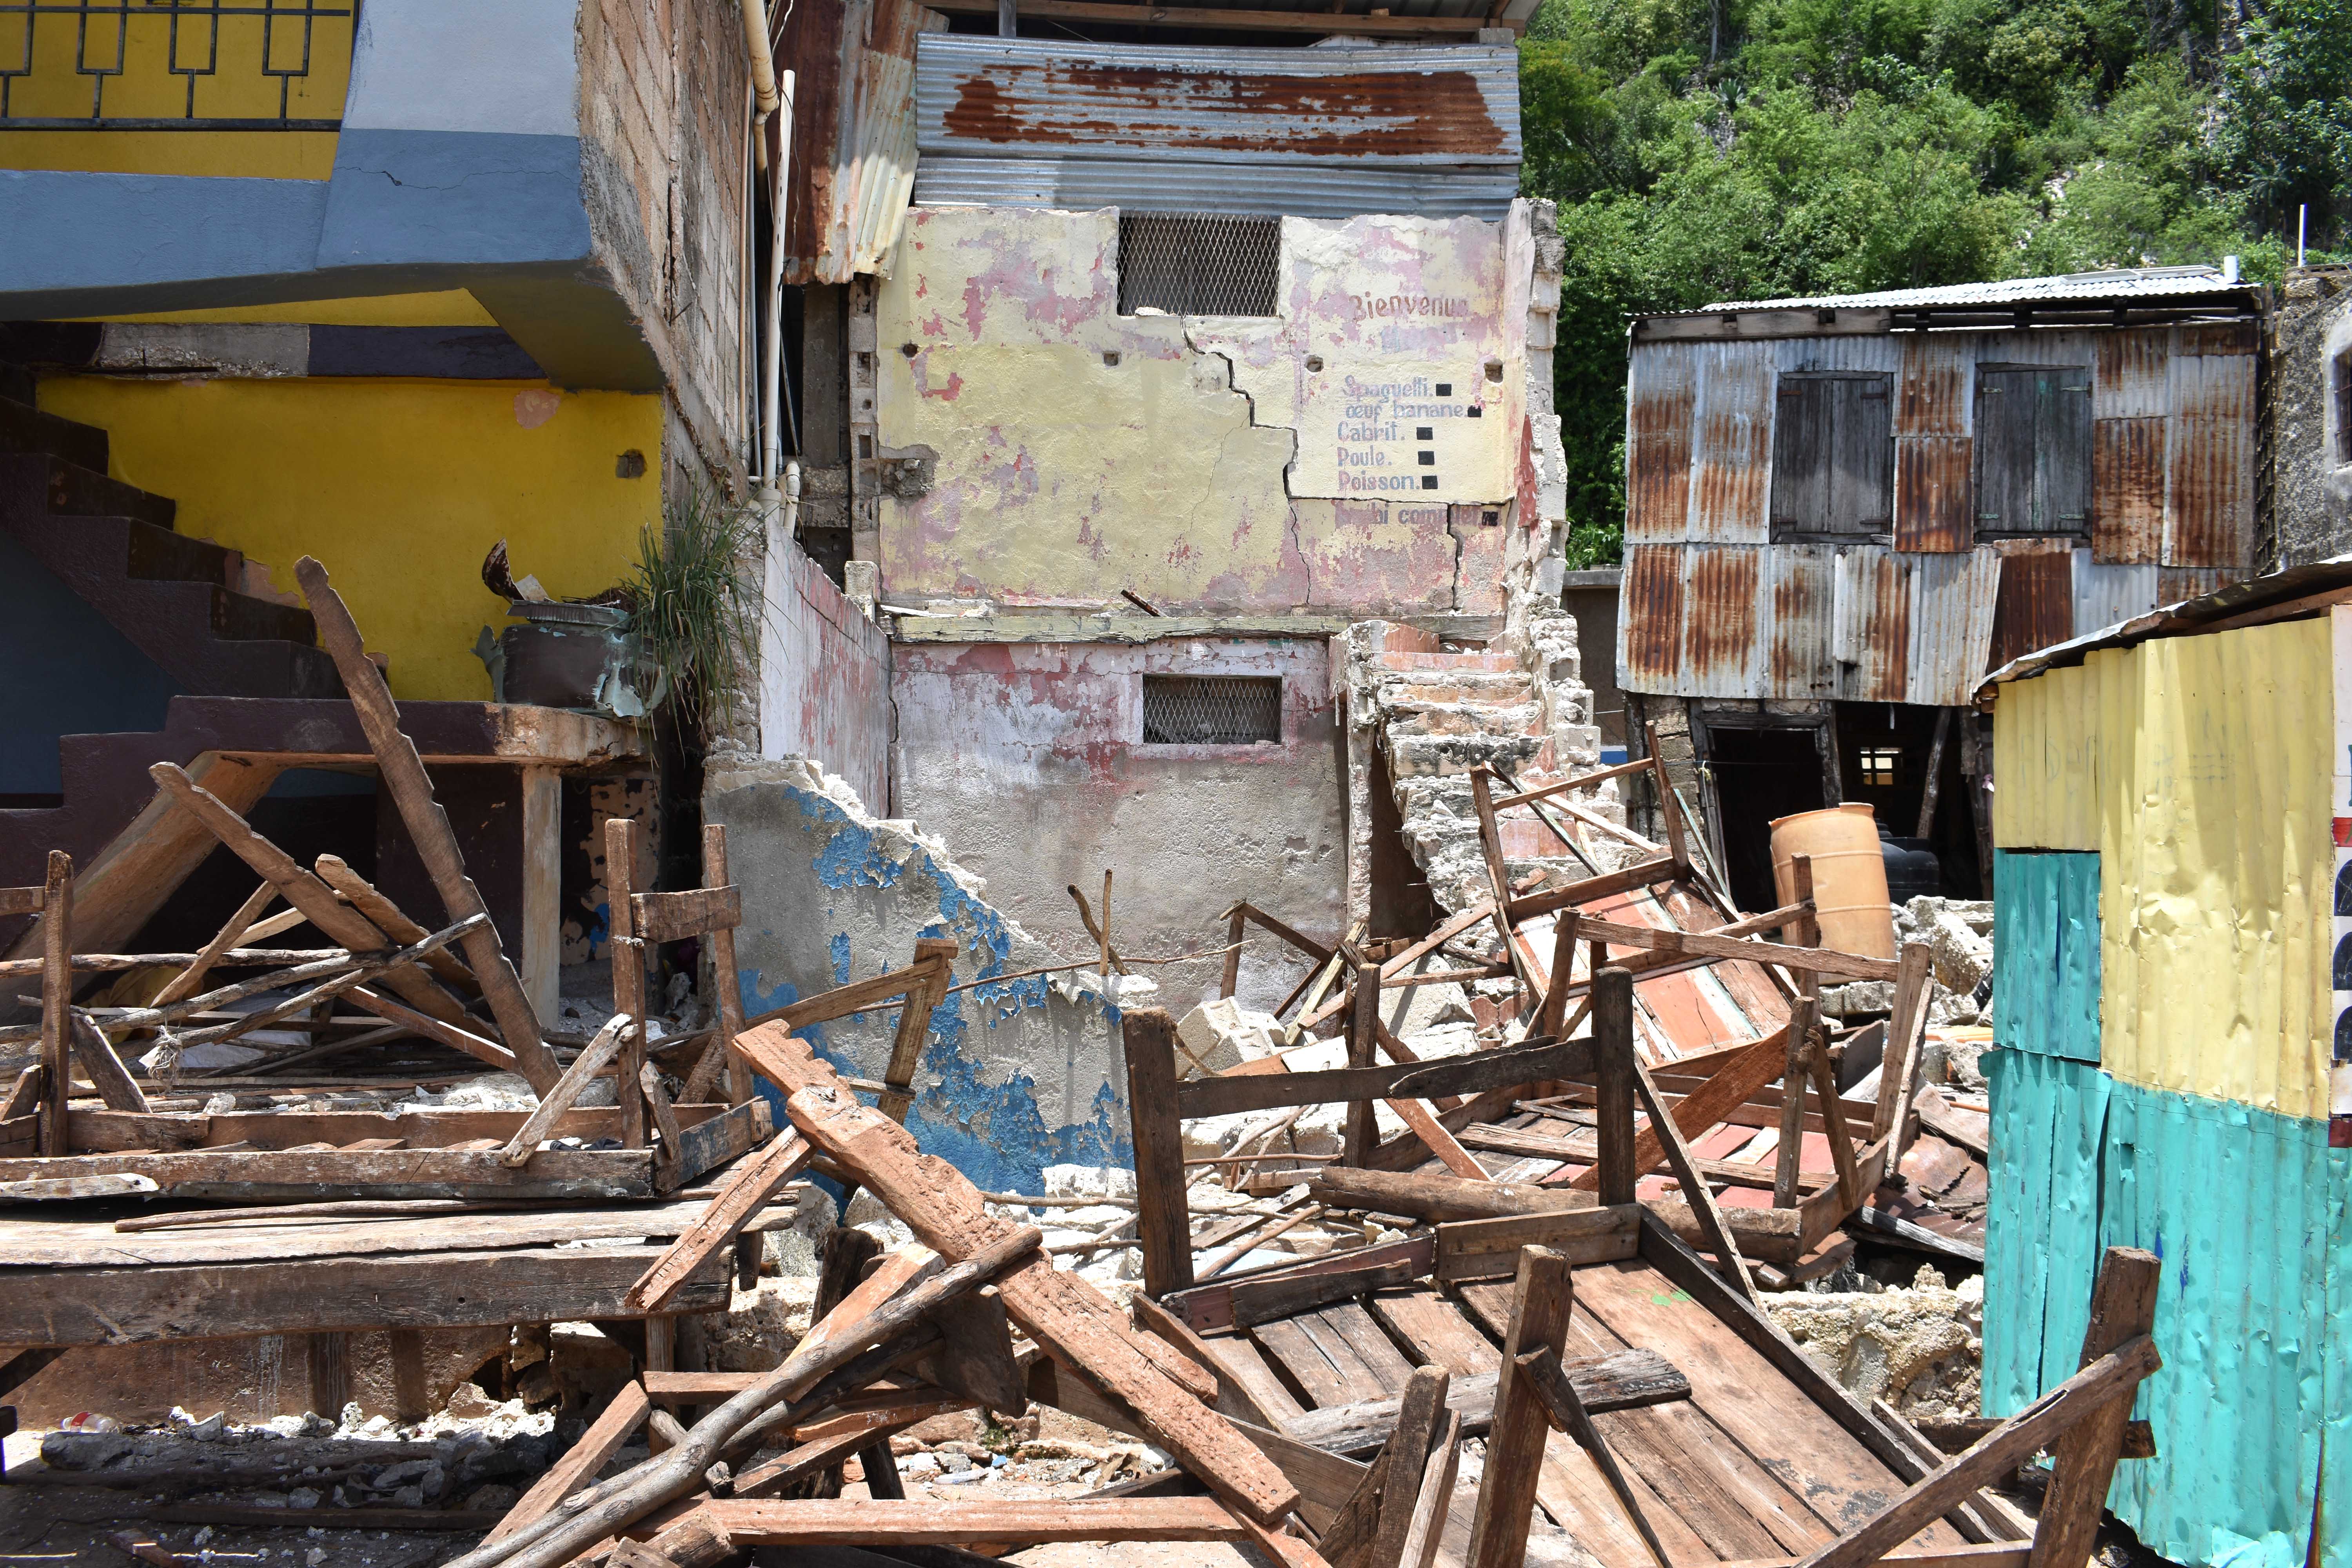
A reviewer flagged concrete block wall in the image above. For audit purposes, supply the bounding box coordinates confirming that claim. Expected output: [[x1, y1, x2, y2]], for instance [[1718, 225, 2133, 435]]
[[757, 533, 892, 816]]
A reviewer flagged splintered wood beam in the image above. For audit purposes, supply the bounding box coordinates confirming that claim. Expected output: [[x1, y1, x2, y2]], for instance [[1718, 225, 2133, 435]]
[[503, 1015, 631, 1167], [1466, 1244, 1572, 1568], [316, 855, 478, 993], [1570, 1027, 1788, 1192], [879, 937, 959, 1124], [1175, 1037, 1591, 1120], [39, 851, 68, 1156], [153, 880, 276, 1007], [1123, 1009, 1192, 1298], [294, 557, 557, 1091], [1517, 1346, 1674, 1568], [67, 1013, 149, 1114], [487, 1381, 653, 1543], [1630, 1054, 1756, 1304], [698, 1496, 1257, 1544], [733, 1022, 1301, 1527], [144, 764, 479, 1038], [626, 1131, 813, 1314]]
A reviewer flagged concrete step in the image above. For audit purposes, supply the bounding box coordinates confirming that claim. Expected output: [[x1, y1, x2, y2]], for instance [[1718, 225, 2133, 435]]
[[0, 394, 108, 473], [24, 453, 175, 529], [1379, 673, 1533, 705], [1385, 730, 1543, 778], [1376, 650, 1519, 674], [1385, 701, 1544, 739]]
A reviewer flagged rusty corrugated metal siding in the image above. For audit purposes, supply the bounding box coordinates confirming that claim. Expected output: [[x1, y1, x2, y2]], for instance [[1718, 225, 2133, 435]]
[[910, 38, 1522, 219], [1620, 545, 1686, 683], [1618, 316, 2262, 704], [777, 0, 941, 284], [1626, 347, 1695, 544], [1894, 434, 1973, 551], [2091, 417, 2165, 563], [1680, 546, 1762, 695]]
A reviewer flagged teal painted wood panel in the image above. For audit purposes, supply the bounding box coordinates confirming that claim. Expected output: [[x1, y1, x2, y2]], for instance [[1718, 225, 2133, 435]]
[[1992, 849, 2101, 1061], [1983, 1055, 2349, 1568]]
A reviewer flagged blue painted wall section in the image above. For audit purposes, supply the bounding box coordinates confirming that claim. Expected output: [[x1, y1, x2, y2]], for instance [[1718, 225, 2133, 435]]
[[1984, 1050, 2350, 1568], [1993, 849, 2102, 1062], [717, 768, 1132, 1197]]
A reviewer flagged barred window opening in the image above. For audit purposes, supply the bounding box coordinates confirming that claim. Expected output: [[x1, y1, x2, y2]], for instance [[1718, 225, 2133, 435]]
[[1141, 675, 1282, 746], [1116, 214, 1281, 318]]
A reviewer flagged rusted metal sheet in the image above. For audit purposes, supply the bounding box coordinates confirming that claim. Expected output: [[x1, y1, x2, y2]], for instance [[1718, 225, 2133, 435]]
[[2177, 320, 2259, 356], [1989, 541, 2075, 670], [1893, 434, 1973, 552], [1905, 546, 2002, 704], [1767, 545, 1836, 699], [1896, 335, 1968, 435], [2158, 566, 2239, 603], [2164, 355, 2256, 568], [911, 38, 1521, 218], [1686, 344, 1773, 543], [2092, 330, 2172, 417], [1619, 545, 1686, 685], [1832, 548, 1910, 701], [778, 0, 941, 284], [1625, 347, 1695, 544], [2092, 416, 2165, 564], [1680, 546, 1762, 695], [2071, 554, 2160, 638]]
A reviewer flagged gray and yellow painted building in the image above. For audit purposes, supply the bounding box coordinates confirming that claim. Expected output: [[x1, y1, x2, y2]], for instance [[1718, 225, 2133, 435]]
[[1981, 570, 2352, 1568]]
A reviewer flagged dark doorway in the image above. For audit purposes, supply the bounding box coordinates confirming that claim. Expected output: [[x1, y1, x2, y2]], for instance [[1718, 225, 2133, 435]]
[[1834, 702, 1982, 899], [1702, 725, 1825, 913]]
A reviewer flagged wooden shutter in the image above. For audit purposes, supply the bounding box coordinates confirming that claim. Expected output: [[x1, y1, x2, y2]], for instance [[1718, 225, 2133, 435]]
[[1974, 366, 2092, 536], [1772, 373, 1891, 537], [1771, 377, 1831, 534]]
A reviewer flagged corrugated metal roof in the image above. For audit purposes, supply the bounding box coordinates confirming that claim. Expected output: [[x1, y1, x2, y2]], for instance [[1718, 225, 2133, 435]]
[[911, 37, 1521, 218], [777, 0, 943, 284], [1709, 266, 2248, 311], [1983, 1055, 2345, 1568]]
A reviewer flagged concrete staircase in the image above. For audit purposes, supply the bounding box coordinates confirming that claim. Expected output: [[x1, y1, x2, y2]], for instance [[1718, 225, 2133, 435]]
[[0, 392, 345, 702], [1350, 608, 1618, 916]]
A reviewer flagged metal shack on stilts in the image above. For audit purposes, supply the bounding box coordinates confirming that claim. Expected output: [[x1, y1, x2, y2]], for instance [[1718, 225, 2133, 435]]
[[1976, 559, 2352, 1568]]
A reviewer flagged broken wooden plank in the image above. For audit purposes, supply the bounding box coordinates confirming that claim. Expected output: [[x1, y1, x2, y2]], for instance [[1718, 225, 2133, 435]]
[[1434, 1206, 1642, 1283], [1280, 1346, 1689, 1455], [878, 936, 959, 1125], [1518, 1346, 1673, 1568], [1467, 1244, 1573, 1568], [488, 1381, 652, 1543], [1176, 1037, 1591, 1120], [0, 1145, 654, 1202], [696, 1497, 1252, 1545], [339, 984, 518, 1073], [1630, 1053, 1757, 1303], [294, 557, 557, 1089], [502, 1014, 632, 1166], [1125, 1009, 1192, 1298], [735, 1023, 1298, 1527], [2026, 1249, 2161, 1568], [626, 1131, 813, 1314], [67, 1012, 149, 1114], [38, 851, 67, 1156], [316, 855, 477, 993], [631, 886, 743, 947]]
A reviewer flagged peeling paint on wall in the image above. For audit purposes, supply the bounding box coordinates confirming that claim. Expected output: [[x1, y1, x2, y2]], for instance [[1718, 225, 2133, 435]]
[[706, 754, 1140, 1194], [873, 204, 1526, 615], [889, 635, 1342, 1020], [758, 534, 893, 814]]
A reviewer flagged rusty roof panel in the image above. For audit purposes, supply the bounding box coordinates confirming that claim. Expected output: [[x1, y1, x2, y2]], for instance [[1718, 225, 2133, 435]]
[[2157, 566, 2241, 603], [2072, 553, 2160, 636], [1625, 346, 1695, 544], [912, 38, 1521, 218], [1686, 345, 1773, 543], [1619, 545, 1687, 687], [2092, 415, 2165, 564], [1768, 544, 1836, 699], [1989, 541, 2076, 670], [1897, 336, 1969, 436], [2164, 354, 2257, 568], [2178, 319, 2259, 355], [1680, 546, 1764, 695], [2094, 329, 2172, 417], [1905, 546, 2002, 705], [1894, 434, 1973, 552], [1833, 548, 1910, 701], [778, 0, 942, 284]]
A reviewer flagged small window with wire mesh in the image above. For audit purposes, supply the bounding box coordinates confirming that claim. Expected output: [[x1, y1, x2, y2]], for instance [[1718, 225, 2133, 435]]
[[1141, 675, 1283, 746], [1116, 214, 1281, 317]]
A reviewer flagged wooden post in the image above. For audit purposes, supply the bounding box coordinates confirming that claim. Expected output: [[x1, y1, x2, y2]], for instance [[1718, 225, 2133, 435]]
[[1370, 1364, 1451, 1568], [292, 557, 558, 1091], [1643, 720, 1690, 875], [1914, 709, 1954, 839], [38, 851, 69, 1158], [643, 1315, 676, 1374], [1630, 1056, 1757, 1304], [307, 1331, 349, 1422], [1222, 906, 1247, 1000], [1775, 853, 1820, 1211], [1468, 769, 1522, 976], [1347, 958, 1380, 1166], [878, 937, 958, 1125], [606, 817, 649, 1151], [701, 824, 751, 1106], [1592, 967, 1636, 1205], [1123, 1008, 1194, 1298], [2027, 1248, 2161, 1568], [520, 764, 562, 1022], [1874, 942, 1935, 1143], [1538, 913, 1581, 1040], [1466, 1245, 1572, 1568]]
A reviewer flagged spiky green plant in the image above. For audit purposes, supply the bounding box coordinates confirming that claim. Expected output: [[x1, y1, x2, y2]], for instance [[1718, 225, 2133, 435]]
[[629, 485, 765, 743]]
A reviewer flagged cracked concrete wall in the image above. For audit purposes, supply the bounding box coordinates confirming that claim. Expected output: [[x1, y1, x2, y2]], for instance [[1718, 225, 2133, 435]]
[[871, 205, 1528, 615], [704, 755, 1136, 1194], [891, 636, 1343, 1017]]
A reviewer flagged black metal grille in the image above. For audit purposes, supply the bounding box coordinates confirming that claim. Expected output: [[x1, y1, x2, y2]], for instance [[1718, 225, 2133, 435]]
[[0, 0, 356, 129], [1142, 675, 1282, 746], [1116, 213, 1281, 318]]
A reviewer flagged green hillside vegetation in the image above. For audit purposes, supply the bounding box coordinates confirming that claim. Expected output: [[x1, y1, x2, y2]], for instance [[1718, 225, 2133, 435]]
[[1520, 0, 2352, 562]]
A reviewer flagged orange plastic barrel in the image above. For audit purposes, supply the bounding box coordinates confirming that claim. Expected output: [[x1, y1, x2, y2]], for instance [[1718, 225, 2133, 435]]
[[1768, 803, 1897, 959]]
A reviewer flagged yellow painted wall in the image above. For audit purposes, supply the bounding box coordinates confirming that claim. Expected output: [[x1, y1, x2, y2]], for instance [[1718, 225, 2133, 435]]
[[1991, 618, 2334, 1117], [36, 376, 662, 702], [0, 4, 350, 180]]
